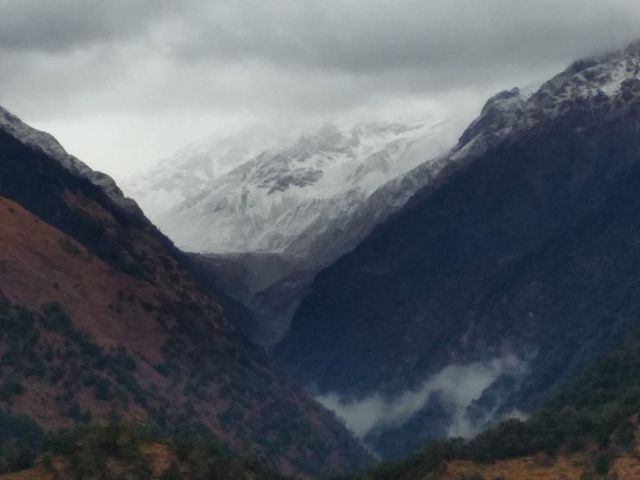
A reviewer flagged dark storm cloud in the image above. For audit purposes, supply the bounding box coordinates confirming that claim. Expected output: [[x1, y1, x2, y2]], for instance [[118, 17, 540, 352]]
[[3, 1, 638, 72], [168, 0, 640, 74], [0, 0, 178, 52]]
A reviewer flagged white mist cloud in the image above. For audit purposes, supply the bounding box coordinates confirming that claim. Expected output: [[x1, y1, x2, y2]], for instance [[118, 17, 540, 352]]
[[317, 354, 527, 439]]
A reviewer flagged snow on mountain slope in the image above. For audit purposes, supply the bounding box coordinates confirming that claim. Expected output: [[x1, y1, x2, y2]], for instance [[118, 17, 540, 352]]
[[130, 37, 640, 259], [125, 126, 292, 219], [365, 38, 640, 230], [128, 117, 454, 261], [123, 115, 456, 346], [123, 41, 640, 350], [456, 38, 640, 155], [0, 106, 141, 214]]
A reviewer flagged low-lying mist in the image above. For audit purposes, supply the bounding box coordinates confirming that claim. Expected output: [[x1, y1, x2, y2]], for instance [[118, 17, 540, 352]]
[[316, 354, 528, 443]]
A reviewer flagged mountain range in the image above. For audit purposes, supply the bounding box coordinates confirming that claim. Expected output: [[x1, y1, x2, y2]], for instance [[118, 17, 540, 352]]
[[125, 116, 455, 345], [3, 37, 640, 480]]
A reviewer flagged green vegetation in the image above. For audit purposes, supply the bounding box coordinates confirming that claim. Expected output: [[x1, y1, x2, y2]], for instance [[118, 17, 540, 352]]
[[464, 335, 640, 462], [156, 299, 363, 475], [344, 439, 463, 480], [0, 296, 368, 477], [0, 296, 293, 479], [349, 336, 640, 479], [0, 298, 152, 421], [5, 288, 640, 479], [0, 420, 288, 479], [47, 422, 290, 479], [0, 412, 43, 473]]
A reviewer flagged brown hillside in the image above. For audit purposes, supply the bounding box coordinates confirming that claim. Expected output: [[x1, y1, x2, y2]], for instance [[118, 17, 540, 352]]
[[443, 447, 640, 480], [0, 192, 368, 477]]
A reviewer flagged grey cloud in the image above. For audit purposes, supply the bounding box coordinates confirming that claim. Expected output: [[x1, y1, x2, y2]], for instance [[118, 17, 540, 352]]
[[0, 0, 638, 175], [0, 0, 179, 52], [3, 0, 639, 113], [169, 0, 640, 74]]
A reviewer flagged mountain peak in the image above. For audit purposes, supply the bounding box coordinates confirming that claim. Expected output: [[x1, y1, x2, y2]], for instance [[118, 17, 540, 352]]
[[480, 87, 527, 114], [0, 105, 141, 215], [130, 115, 452, 256], [457, 41, 640, 157], [534, 41, 640, 106], [456, 87, 530, 150]]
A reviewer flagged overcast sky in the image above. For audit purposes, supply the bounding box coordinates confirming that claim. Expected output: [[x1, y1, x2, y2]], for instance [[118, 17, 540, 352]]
[[1, 0, 639, 182]]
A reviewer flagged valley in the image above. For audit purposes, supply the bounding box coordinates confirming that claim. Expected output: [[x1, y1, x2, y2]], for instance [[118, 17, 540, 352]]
[[1, 14, 640, 479]]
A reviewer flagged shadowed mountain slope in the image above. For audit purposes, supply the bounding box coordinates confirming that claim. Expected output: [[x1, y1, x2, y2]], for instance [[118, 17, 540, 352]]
[[0, 114, 370, 477], [277, 39, 640, 457]]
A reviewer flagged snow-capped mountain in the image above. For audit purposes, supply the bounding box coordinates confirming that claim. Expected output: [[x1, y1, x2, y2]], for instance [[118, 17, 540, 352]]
[[125, 116, 455, 345], [124, 40, 640, 349], [125, 126, 292, 219], [366, 37, 640, 232], [456, 38, 640, 155], [128, 117, 453, 260], [276, 39, 640, 457]]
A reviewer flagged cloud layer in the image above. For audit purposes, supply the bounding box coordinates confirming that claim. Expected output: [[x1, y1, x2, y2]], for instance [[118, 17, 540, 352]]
[[1, 1, 638, 178], [316, 355, 528, 444]]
